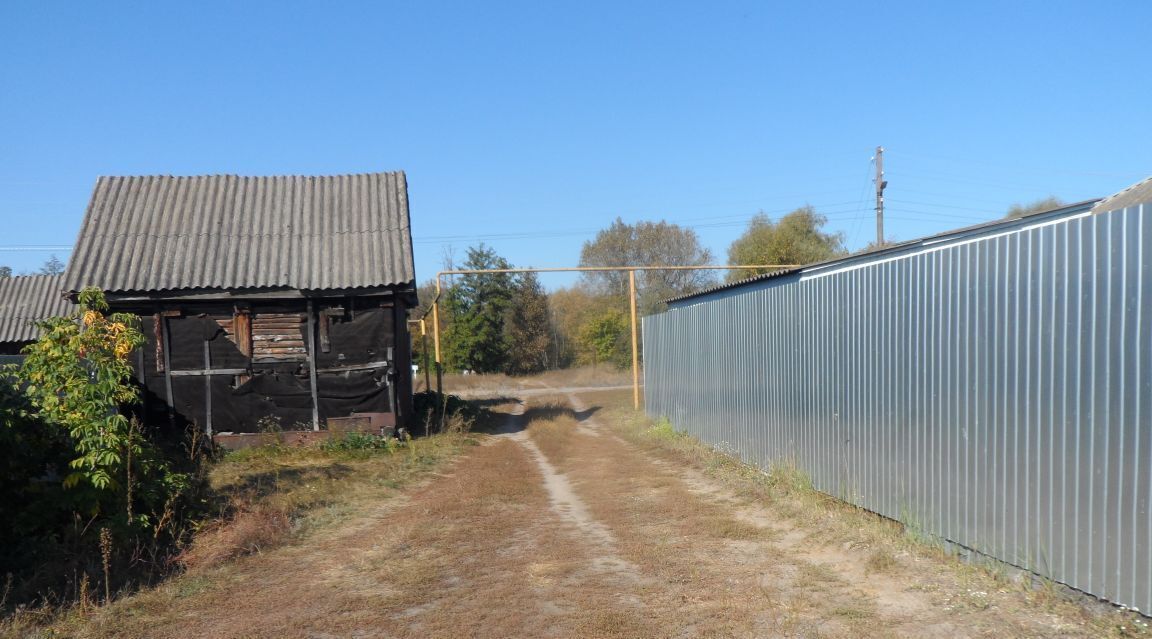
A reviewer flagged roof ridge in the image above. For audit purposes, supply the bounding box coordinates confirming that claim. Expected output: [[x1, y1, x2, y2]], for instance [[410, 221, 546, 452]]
[[1090, 174, 1152, 213], [97, 171, 406, 180], [65, 172, 415, 294]]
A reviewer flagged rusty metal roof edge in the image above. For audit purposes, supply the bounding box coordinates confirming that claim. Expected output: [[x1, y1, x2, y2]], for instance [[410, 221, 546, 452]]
[[664, 198, 1101, 307]]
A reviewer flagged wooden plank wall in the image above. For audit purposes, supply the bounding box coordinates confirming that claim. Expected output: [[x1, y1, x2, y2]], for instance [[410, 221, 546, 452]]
[[251, 312, 306, 361]]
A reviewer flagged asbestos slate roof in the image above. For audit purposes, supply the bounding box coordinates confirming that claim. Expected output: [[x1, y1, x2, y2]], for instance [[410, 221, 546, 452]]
[[0, 275, 72, 343], [64, 172, 415, 295], [1091, 175, 1152, 214]]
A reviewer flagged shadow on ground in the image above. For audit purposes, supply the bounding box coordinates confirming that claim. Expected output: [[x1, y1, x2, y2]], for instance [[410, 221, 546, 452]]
[[213, 463, 357, 512], [472, 402, 602, 437]]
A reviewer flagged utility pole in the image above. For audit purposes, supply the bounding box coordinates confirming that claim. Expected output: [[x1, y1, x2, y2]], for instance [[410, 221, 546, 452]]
[[875, 145, 887, 247]]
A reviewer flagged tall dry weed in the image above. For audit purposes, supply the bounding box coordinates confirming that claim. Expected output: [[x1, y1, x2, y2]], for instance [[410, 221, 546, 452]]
[[177, 507, 292, 572]]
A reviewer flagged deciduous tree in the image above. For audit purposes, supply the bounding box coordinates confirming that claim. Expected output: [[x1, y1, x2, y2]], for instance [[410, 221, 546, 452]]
[[504, 271, 553, 375], [579, 218, 716, 314], [40, 255, 65, 276], [548, 284, 603, 368], [1005, 196, 1064, 219], [725, 206, 845, 281], [578, 308, 630, 369]]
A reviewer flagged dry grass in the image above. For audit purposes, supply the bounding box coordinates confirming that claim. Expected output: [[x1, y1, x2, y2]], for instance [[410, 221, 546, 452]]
[[178, 505, 292, 570], [442, 365, 632, 395], [10, 431, 476, 639], [531, 366, 632, 388], [581, 386, 1152, 639], [20, 378, 1152, 638], [523, 399, 581, 467], [542, 397, 879, 637]]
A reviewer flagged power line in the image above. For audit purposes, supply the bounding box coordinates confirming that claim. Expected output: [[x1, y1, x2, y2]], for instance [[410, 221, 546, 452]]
[[0, 245, 73, 252], [414, 199, 871, 245], [887, 150, 1148, 179], [884, 170, 1065, 194], [883, 207, 990, 221], [846, 153, 877, 248], [886, 197, 1001, 214]]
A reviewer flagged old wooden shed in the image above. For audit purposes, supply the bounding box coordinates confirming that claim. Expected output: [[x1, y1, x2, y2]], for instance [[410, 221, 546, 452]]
[[62, 172, 417, 437]]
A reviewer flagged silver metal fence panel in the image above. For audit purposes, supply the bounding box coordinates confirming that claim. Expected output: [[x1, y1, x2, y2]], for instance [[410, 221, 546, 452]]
[[643, 203, 1151, 613]]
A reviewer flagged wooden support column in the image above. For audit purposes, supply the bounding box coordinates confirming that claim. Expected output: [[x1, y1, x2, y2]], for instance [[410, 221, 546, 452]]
[[160, 314, 175, 427], [136, 339, 147, 425], [233, 308, 252, 357], [136, 343, 145, 383], [203, 339, 213, 437], [391, 297, 412, 428], [306, 300, 320, 431]]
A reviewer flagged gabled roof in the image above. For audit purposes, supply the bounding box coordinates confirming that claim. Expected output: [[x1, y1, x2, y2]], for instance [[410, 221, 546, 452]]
[[64, 172, 415, 295], [1091, 175, 1152, 214], [0, 275, 72, 344]]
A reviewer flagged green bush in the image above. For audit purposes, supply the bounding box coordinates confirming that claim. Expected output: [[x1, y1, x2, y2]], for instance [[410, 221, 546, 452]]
[[0, 288, 207, 610], [321, 432, 399, 454]]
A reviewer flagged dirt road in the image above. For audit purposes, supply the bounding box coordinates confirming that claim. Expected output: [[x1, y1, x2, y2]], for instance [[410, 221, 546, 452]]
[[69, 389, 1131, 638]]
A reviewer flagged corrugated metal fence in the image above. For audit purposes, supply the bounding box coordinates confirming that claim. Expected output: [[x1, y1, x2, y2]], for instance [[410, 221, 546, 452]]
[[644, 202, 1151, 612]]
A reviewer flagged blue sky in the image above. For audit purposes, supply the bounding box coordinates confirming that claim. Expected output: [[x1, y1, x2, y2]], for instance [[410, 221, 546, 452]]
[[1, 1, 1148, 288]]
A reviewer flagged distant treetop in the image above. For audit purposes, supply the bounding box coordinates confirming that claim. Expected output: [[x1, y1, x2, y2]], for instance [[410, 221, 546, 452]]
[[1005, 196, 1064, 219]]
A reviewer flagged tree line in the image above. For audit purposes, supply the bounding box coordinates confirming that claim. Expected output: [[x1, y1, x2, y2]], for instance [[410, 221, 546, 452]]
[[419, 195, 1067, 376], [417, 207, 847, 375], [0, 255, 66, 279]]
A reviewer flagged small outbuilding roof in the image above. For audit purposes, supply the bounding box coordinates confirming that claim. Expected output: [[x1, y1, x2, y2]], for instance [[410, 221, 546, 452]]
[[1091, 175, 1152, 214], [0, 274, 72, 344], [64, 172, 415, 296]]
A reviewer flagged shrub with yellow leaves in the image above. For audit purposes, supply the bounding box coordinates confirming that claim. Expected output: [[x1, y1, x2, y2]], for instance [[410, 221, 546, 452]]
[[19, 288, 176, 520]]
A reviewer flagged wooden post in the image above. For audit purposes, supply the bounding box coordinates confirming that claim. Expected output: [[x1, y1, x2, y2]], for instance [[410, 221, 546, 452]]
[[432, 275, 442, 372], [421, 318, 431, 393], [160, 315, 175, 428], [203, 339, 212, 437], [136, 341, 147, 426], [390, 299, 412, 427], [629, 269, 640, 410], [136, 343, 145, 383], [306, 301, 320, 432], [234, 308, 252, 357]]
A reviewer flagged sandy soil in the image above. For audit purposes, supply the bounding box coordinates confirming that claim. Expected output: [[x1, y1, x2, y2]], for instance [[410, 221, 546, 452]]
[[57, 389, 1143, 638]]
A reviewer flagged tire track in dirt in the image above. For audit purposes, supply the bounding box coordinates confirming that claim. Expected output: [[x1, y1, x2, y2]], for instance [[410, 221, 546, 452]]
[[498, 400, 642, 579], [566, 387, 1109, 638], [70, 387, 1117, 638]]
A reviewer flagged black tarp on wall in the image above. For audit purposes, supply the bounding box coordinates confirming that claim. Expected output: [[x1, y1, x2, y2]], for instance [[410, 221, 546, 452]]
[[136, 304, 396, 433], [315, 307, 394, 367]]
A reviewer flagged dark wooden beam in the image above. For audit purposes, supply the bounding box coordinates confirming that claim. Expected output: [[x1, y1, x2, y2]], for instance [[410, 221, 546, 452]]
[[306, 300, 320, 432], [203, 339, 212, 437], [160, 315, 175, 428], [169, 368, 248, 377], [314, 360, 392, 374]]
